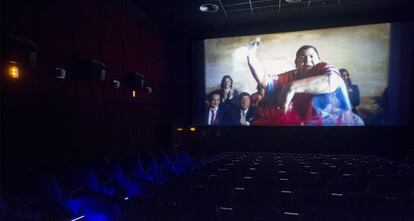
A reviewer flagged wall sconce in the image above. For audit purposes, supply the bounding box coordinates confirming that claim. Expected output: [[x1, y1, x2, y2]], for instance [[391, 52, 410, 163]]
[[5, 61, 20, 79], [113, 80, 120, 88], [126, 72, 145, 98], [55, 67, 66, 79]]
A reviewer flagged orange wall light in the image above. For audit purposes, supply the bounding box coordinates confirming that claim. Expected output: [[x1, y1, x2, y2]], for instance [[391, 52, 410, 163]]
[[6, 61, 20, 79]]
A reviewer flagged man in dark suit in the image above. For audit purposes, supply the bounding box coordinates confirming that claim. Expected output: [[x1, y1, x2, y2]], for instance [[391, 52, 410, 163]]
[[229, 92, 255, 126], [205, 91, 225, 125]]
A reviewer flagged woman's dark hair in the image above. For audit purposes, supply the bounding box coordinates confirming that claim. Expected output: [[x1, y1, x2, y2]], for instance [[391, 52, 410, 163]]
[[339, 68, 353, 85], [220, 75, 233, 89], [339, 68, 348, 73], [296, 45, 320, 58]]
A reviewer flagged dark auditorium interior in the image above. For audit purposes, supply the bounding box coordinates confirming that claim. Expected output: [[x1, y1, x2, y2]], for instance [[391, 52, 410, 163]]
[[1, 0, 414, 220]]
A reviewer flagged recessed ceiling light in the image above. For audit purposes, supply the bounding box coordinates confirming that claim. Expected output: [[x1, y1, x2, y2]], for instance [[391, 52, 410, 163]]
[[199, 3, 219, 13], [286, 0, 303, 3]]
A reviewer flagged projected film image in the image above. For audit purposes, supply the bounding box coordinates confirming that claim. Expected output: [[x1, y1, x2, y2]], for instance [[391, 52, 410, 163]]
[[203, 23, 390, 126]]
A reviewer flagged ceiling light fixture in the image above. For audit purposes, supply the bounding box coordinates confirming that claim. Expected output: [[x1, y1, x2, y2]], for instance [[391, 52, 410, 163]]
[[199, 3, 219, 13]]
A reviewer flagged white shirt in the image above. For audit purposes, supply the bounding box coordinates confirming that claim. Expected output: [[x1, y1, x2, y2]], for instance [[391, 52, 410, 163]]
[[224, 88, 233, 100], [240, 108, 250, 126]]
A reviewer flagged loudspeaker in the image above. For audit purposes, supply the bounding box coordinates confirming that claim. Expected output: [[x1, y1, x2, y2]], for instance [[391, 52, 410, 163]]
[[3, 34, 38, 67], [126, 72, 145, 89], [74, 58, 106, 81]]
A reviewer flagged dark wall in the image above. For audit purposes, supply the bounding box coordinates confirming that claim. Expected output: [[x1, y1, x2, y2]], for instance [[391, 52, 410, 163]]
[[1, 0, 170, 164], [181, 126, 411, 159]]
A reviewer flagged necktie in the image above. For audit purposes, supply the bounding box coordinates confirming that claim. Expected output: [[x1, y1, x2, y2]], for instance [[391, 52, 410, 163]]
[[210, 109, 216, 125]]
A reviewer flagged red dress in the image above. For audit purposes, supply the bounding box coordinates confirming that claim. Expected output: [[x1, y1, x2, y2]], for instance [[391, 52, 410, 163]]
[[253, 63, 364, 126]]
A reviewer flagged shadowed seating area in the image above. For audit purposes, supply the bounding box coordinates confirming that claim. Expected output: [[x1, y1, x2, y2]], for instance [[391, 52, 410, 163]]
[[2, 151, 413, 220]]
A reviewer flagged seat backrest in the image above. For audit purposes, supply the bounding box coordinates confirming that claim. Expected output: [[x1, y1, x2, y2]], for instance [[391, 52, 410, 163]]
[[302, 209, 351, 221], [109, 163, 128, 188], [37, 174, 67, 209], [81, 168, 101, 193]]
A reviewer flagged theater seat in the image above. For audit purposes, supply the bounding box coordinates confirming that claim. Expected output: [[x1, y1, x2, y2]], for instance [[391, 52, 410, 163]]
[[234, 204, 281, 221], [302, 209, 351, 221], [37, 174, 118, 220], [109, 163, 155, 198]]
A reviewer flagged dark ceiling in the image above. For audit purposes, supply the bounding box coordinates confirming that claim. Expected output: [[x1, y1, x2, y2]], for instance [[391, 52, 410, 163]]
[[133, 0, 413, 38]]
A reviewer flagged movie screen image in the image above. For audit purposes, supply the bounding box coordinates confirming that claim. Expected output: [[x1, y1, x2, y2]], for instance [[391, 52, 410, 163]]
[[202, 23, 391, 126]]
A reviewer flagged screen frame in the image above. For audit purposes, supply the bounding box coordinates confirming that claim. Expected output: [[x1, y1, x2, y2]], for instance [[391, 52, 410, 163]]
[[192, 21, 413, 127]]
